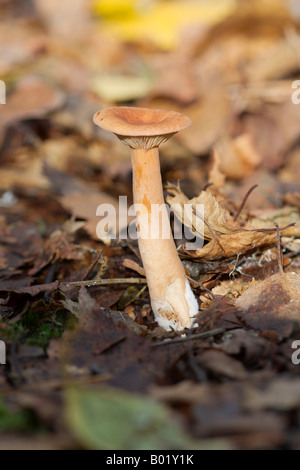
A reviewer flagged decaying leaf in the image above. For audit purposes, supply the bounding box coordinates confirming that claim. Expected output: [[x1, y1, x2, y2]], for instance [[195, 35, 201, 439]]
[[65, 385, 230, 450], [166, 182, 277, 260], [215, 134, 261, 180], [166, 182, 238, 240], [0, 76, 65, 149], [235, 272, 300, 337], [208, 149, 226, 191], [250, 206, 300, 237], [244, 378, 300, 411], [185, 230, 276, 261]]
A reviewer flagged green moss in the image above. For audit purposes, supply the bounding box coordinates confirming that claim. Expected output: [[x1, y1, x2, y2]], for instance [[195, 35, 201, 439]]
[[0, 396, 33, 432]]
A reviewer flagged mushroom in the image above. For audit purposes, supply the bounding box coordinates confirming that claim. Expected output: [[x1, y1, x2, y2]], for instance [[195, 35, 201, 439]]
[[93, 107, 199, 331]]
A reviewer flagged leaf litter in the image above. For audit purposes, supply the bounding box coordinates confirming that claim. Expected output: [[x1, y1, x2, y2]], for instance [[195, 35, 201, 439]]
[[0, 0, 300, 451]]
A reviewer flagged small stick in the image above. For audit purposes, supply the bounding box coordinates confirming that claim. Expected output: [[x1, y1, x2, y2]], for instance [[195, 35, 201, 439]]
[[234, 184, 258, 221], [202, 182, 213, 191], [229, 253, 240, 277], [244, 222, 296, 233], [187, 276, 216, 300], [275, 222, 284, 275], [61, 278, 147, 288], [152, 327, 226, 347], [83, 250, 103, 281]]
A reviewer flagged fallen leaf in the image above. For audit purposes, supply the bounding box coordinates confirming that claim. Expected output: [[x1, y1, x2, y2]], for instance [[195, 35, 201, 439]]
[[250, 206, 300, 237], [220, 328, 271, 365], [92, 73, 153, 102], [184, 230, 276, 261], [208, 149, 226, 191], [65, 385, 205, 450], [166, 183, 277, 260], [215, 134, 261, 180], [244, 378, 300, 411], [44, 165, 131, 243], [176, 85, 232, 154], [0, 76, 65, 149], [33, 0, 90, 42], [235, 272, 300, 337], [166, 182, 238, 241], [197, 349, 247, 380], [94, 0, 237, 50]]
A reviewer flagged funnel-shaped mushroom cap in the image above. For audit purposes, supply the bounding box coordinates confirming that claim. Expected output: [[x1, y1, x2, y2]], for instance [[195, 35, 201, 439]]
[[93, 106, 191, 149]]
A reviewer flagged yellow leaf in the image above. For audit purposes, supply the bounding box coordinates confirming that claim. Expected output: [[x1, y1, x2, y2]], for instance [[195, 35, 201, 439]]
[[93, 0, 238, 50], [92, 74, 153, 102]]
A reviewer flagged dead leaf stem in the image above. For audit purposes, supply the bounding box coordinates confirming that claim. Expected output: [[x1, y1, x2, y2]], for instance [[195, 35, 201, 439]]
[[62, 278, 147, 287], [152, 327, 226, 347], [234, 184, 258, 221], [275, 222, 284, 276]]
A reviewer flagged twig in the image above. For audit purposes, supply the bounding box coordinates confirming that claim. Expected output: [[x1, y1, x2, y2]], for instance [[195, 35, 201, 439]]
[[234, 184, 258, 221], [202, 182, 213, 191], [61, 278, 147, 287], [83, 250, 103, 281], [229, 253, 240, 277], [275, 222, 284, 275], [152, 327, 226, 347], [121, 285, 147, 308], [187, 276, 216, 300], [244, 222, 296, 233]]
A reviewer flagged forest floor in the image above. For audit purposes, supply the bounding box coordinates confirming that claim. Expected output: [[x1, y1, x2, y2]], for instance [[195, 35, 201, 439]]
[[0, 0, 300, 450]]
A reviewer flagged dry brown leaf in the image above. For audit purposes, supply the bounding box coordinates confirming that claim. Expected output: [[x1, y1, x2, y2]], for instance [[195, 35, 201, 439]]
[[60, 190, 133, 243], [0, 23, 45, 75], [185, 230, 276, 261], [0, 159, 50, 190], [166, 182, 238, 241], [280, 149, 300, 184], [244, 378, 300, 411], [211, 278, 248, 299], [151, 52, 198, 104], [245, 39, 300, 82], [250, 206, 300, 238], [235, 272, 300, 337], [0, 76, 65, 149], [33, 0, 90, 42], [284, 192, 300, 208], [208, 149, 226, 191], [239, 113, 285, 171], [197, 349, 247, 380], [167, 183, 277, 260], [215, 134, 261, 180], [176, 85, 232, 154]]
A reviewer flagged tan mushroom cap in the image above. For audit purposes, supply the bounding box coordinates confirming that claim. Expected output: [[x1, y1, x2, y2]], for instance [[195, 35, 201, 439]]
[[93, 106, 191, 149]]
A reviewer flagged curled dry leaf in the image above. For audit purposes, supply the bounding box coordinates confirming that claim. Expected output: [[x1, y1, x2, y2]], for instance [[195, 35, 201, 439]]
[[166, 182, 238, 240], [184, 230, 277, 261], [166, 182, 277, 260]]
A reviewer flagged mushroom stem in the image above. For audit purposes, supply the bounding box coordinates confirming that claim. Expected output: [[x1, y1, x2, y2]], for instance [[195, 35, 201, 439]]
[[93, 106, 199, 331], [131, 147, 198, 331]]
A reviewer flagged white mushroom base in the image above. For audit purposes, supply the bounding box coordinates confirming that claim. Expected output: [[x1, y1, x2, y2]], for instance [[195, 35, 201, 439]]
[[152, 279, 199, 331]]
